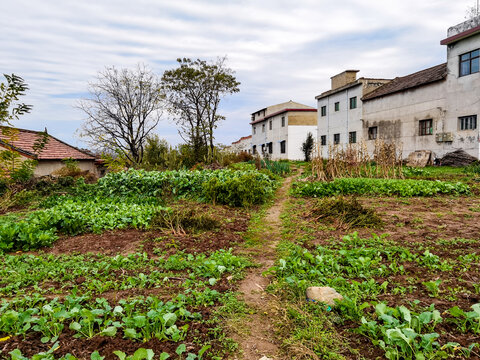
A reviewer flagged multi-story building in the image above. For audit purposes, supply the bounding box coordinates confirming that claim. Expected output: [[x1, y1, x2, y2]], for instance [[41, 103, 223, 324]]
[[230, 135, 252, 154], [250, 100, 317, 160], [317, 15, 480, 160], [316, 71, 391, 156]]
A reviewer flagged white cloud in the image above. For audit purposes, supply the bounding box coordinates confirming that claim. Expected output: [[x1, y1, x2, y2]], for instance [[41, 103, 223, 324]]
[[0, 0, 474, 146]]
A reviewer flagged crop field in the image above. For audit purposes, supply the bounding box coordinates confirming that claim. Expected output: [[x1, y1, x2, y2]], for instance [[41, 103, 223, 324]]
[[270, 174, 480, 359], [0, 169, 278, 360], [2, 164, 480, 360]]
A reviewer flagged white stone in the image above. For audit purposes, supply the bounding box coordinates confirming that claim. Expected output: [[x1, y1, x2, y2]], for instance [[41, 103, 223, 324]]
[[306, 286, 343, 306]]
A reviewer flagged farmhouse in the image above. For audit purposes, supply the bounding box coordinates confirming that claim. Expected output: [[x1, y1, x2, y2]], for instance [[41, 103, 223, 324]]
[[0, 127, 99, 177], [250, 100, 317, 160], [317, 15, 480, 160]]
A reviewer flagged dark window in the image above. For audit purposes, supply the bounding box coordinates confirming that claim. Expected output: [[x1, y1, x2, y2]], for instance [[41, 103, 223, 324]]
[[419, 119, 433, 136], [333, 133, 340, 144], [269, 120, 272, 130], [267, 142, 273, 154], [349, 96, 357, 109], [253, 127, 256, 135], [349, 131, 357, 144], [280, 140, 286, 154], [320, 135, 327, 146], [261, 144, 266, 153], [262, 124, 265, 133], [252, 145, 256, 155], [281, 116, 285, 127], [321, 106, 327, 116], [334, 102, 340, 112], [460, 49, 480, 76], [459, 115, 477, 130], [368, 126, 378, 140]]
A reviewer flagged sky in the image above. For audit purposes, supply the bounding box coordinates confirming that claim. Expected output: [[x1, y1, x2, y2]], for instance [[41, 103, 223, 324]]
[[0, 0, 475, 148]]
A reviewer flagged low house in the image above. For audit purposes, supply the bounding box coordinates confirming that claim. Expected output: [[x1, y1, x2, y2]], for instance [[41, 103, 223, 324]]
[[0, 127, 99, 177], [230, 135, 252, 154], [250, 100, 317, 160]]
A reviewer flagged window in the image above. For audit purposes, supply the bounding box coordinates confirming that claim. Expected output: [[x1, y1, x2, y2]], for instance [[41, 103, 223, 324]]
[[349, 96, 357, 109], [267, 142, 273, 154], [320, 135, 327, 146], [368, 126, 378, 140], [280, 140, 286, 154], [262, 124, 265, 133], [349, 131, 357, 144], [269, 120, 272, 130], [334, 102, 340, 112], [281, 116, 285, 127], [460, 49, 480, 76], [333, 133, 340, 144], [419, 119, 433, 136], [321, 106, 327, 117], [252, 145, 256, 155], [253, 126, 256, 135], [459, 115, 477, 130], [261, 144, 266, 153]]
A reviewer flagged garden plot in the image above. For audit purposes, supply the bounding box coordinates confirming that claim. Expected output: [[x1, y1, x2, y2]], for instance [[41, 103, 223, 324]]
[[273, 190, 480, 359], [0, 168, 277, 360]]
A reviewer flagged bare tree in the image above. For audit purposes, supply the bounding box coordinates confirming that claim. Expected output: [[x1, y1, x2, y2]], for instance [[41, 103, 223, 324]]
[[78, 64, 164, 165]]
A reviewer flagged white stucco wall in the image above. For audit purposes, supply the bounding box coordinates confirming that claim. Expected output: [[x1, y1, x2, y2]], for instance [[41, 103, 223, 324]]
[[445, 33, 480, 158], [287, 125, 317, 160], [251, 113, 289, 159], [317, 84, 363, 157]]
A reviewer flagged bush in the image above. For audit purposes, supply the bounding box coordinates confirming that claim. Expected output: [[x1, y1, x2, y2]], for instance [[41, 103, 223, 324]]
[[97, 169, 278, 207], [291, 178, 470, 197], [203, 172, 276, 207]]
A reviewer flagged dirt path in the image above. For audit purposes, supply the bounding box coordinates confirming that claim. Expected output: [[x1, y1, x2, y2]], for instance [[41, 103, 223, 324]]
[[232, 175, 295, 360]]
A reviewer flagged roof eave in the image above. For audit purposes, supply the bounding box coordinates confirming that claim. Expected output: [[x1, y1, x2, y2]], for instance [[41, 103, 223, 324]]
[[362, 77, 446, 102], [441, 24, 480, 45]]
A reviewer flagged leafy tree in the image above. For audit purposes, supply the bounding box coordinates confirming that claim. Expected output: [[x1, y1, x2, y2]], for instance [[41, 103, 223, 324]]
[[162, 57, 240, 163], [78, 64, 164, 165], [301, 132, 315, 162], [0, 74, 32, 125]]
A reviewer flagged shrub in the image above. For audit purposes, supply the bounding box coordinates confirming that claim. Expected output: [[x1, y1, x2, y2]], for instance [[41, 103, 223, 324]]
[[291, 178, 470, 197]]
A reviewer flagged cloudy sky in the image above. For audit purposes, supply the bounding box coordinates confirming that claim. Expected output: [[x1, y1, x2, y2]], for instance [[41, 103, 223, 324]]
[[1, 0, 475, 148]]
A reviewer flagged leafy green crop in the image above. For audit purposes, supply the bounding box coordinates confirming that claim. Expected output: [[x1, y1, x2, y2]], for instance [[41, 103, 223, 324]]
[[96, 169, 278, 207], [291, 178, 470, 197]]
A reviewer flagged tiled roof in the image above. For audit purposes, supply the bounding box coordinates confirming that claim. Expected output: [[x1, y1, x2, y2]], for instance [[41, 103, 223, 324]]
[[362, 63, 447, 101], [232, 135, 252, 145], [250, 108, 317, 125], [0, 127, 96, 160]]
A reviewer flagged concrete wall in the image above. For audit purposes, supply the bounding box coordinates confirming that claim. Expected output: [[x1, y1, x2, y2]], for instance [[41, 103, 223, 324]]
[[445, 32, 480, 158], [231, 138, 252, 153], [251, 111, 317, 160], [362, 81, 451, 158], [317, 84, 363, 157], [34, 160, 98, 177], [288, 125, 317, 160]]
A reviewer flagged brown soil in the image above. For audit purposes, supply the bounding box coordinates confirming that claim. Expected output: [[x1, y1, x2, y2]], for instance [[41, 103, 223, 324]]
[[232, 176, 296, 360], [39, 202, 250, 257], [290, 195, 480, 359]]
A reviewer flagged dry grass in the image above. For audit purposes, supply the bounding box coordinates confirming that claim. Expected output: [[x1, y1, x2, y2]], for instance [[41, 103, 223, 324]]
[[311, 140, 403, 181]]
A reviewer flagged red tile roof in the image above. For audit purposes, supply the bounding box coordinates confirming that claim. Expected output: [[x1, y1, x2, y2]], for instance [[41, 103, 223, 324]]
[[0, 127, 96, 160], [362, 63, 447, 101], [232, 135, 252, 145]]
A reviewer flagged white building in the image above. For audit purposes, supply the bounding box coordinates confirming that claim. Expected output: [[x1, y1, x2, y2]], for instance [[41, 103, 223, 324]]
[[230, 135, 252, 154], [250, 101, 317, 160], [316, 71, 390, 156], [317, 16, 480, 160]]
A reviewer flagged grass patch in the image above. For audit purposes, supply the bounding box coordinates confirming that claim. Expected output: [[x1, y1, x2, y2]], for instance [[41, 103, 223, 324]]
[[309, 196, 383, 229]]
